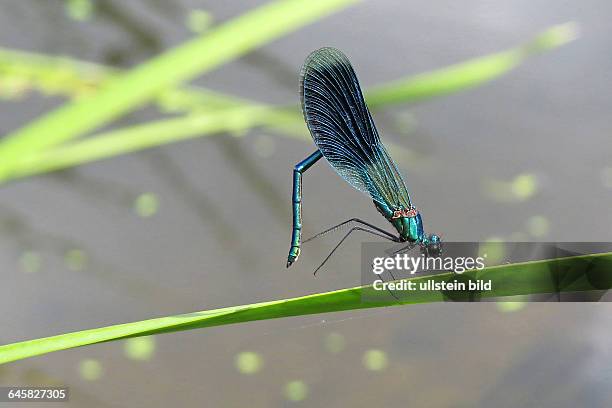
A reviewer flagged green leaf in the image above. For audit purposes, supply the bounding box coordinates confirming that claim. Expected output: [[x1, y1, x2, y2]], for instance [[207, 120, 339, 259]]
[[0, 22, 577, 117], [2, 106, 282, 181], [365, 22, 578, 107], [1, 251, 610, 365], [0, 0, 359, 176], [0, 22, 577, 183]]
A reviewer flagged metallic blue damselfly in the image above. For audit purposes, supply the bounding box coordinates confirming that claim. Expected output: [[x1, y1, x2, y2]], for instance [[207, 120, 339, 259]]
[[287, 48, 441, 272]]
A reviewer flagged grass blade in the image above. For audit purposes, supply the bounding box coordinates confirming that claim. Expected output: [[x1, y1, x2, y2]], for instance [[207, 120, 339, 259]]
[[1, 251, 610, 365], [0, 22, 576, 117], [0, 0, 359, 176], [365, 22, 579, 107], [0, 22, 576, 183], [1, 106, 284, 181]]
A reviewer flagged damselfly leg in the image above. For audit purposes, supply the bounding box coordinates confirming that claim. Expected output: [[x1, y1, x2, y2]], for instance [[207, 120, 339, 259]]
[[312, 226, 398, 276], [385, 242, 417, 257], [305, 220, 401, 299], [304, 218, 398, 244], [287, 150, 323, 267]]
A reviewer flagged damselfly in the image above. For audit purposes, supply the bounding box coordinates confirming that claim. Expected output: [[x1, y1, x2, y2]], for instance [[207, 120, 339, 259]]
[[287, 48, 441, 272]]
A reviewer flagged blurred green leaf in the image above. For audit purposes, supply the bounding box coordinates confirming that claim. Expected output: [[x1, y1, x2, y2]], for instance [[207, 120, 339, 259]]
[[2, 106, 278, 181], [0, 22, 577, 183], [0, 22, 577, 116], [1, 251, 610, 365], [0, 0, 359, 177], [365, 22, 578, 107]]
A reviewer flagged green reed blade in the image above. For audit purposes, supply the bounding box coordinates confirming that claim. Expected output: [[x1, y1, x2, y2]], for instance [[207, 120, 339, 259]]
[[1, 250, 610, 365], [0, 0, 359, 177], [365, 22, 578, 107]]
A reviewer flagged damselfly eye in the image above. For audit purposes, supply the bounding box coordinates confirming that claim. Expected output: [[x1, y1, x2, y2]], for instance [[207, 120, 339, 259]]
[[424, 234, 442, 256]]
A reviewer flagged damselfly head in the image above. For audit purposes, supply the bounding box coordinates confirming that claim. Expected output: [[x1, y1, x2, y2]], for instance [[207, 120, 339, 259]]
[[422, 233, 442, 256]]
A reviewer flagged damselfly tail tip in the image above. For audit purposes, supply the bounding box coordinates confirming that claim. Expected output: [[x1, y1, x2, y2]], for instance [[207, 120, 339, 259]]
[[287, 248, 300, 268]]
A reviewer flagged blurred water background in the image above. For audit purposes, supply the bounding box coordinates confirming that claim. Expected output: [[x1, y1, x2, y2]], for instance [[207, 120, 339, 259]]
[[1, 0, 612, 406]]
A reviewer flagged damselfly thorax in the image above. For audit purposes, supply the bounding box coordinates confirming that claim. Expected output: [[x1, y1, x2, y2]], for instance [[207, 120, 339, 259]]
[[373, 201, 425, 243]]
